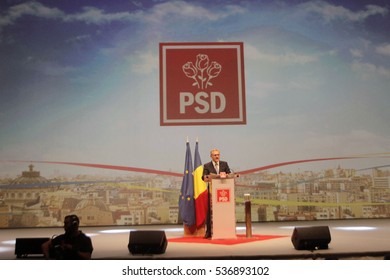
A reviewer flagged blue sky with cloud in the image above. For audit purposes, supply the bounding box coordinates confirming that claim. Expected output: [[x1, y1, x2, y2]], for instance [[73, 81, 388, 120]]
[[1, 0, 389, 176]]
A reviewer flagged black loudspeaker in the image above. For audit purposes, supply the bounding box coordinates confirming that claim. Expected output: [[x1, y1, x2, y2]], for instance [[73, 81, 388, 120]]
[[15, 237, 50, 258], [128, 230, 167, 254], [291, 226, 331, 250]]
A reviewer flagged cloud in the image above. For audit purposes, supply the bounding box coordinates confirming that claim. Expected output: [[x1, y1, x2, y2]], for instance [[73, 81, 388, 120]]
[[349, 42, 390, 75], [376, 43, 390, 56], [245, 43, 318, 65], [0, 1, 63, 28], [144, 1, 246, 23], [299, 0, 388, 23], [127, 51, 158, 74], [350, 48, 364, 58], [1, 0, 246, 31], [38, 61, 77, 76], [263, 114, 307, 128], [1, 0, 246, 26], [351, 61, 390, 79], [0, 1, 143, 28], [63, 6, 142, 25], [0, 1, 142, 27], [303, 130, 390, 156]]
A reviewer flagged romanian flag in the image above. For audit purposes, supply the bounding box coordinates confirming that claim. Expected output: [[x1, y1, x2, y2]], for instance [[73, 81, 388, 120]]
[[193, 140, 208, 228], [179, 141, 196, 229]]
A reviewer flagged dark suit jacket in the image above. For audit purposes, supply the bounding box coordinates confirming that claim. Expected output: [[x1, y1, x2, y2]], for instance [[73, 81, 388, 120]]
[[202, 161, 231, 181]]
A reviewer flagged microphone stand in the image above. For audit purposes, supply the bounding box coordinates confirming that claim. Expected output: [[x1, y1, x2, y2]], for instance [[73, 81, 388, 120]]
[[205, 182, 212, 238]]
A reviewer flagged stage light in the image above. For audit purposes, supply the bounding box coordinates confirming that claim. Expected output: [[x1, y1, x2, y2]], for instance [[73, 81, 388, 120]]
[[333, 226, 376, 231], [99, 229, 131, 234]]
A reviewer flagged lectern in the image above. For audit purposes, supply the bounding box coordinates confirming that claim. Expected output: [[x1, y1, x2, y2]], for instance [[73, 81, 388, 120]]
[[209, 174, 237, 239]]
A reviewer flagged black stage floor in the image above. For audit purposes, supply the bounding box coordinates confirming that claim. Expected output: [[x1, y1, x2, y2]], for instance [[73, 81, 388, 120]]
[[1, 219, 390, 260]]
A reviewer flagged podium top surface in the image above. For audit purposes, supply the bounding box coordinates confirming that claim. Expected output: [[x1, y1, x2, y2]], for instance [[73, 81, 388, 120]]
[[205, 173, 239, 180]]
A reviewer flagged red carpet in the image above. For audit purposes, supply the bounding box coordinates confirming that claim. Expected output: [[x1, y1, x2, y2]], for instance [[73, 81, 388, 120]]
[[168, 234, 287, 245]]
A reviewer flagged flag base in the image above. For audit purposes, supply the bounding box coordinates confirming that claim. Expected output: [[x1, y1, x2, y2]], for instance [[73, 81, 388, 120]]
[[183, 224, 205, 237]]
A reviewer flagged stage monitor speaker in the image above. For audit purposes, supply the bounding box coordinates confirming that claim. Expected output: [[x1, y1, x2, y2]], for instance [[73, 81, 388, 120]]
[[291, 226, 331, 250], [128, 230, 167, 255], [15, 237, 50, 258]]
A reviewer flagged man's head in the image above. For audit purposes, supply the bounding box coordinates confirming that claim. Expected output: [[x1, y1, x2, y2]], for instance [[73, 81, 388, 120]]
[[210, 149, 220, 163], [63, 214, 79, 233]]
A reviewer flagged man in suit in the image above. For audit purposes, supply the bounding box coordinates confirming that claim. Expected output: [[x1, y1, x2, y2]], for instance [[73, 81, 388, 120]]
[[202, 148, 231, 238]]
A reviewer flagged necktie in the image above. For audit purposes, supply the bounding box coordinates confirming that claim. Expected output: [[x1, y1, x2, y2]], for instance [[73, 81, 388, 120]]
[[215, 162, 219, 174]]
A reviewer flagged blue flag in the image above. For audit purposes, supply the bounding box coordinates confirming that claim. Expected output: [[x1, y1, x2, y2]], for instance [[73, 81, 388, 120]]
[[179, 141, 195, 228]]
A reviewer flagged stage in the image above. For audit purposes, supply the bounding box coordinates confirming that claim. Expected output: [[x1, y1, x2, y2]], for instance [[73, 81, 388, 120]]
[[1, 219, 390, 260]]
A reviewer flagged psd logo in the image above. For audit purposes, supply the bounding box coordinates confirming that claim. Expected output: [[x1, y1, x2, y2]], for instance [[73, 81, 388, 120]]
[[216, 189, 230, 203], [160, 42, 246, 126]]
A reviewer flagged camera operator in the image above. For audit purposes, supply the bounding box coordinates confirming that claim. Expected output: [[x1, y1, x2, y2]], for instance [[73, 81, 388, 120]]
[[41, 214, 93, 260]]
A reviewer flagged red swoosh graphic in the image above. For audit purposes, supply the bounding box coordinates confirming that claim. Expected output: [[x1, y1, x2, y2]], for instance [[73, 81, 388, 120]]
[[4, 154, 389, 177], [238, 156, 359, 175], [5, 160, 182, 177]]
